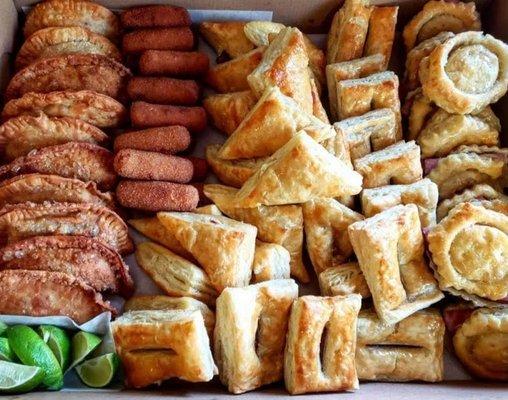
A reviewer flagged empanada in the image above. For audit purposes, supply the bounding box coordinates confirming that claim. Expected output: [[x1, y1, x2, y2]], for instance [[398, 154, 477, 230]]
[[348, 204, 443, 324], [357, 309, 445, 382], [403, 0, 480, 51], [0, 113, 108, 160], [235, 132, 363, 207], [353, 141, 422, 189], [204, 184, 308, 283], [218, 87, 334, 160], [1, 90, 127, 128], [112, 310, 216, 388], [0, 201, 133, 255], [428, 202, 508, 307], [252, 240, 290, 283], [303, 198, 363, 274], [0, 235, 133, 297], [199, 21, 255, 58], [0, 142, 116, 190], [5, 54, 131, 102], [318, 262, 371, 298], [336, 71, 402, 139], [364, 6, 398, 69], [157, 212, 257, 292], [361, 178, 439, 227], [16, 26, 121, 70], [214, 280, 298, 393], [203, 91, 257, 135], [284, 295, 362, 394], [205, 47, 264, 93]]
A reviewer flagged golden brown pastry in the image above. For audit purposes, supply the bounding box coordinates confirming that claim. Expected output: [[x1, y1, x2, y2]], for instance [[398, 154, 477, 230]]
[[403, 0, 480, 51], [303, 198, 363, 274], [406, 88, 435, 141], [336, 71, 402, 139], [428, 202, 508, 307], [310, 77, 329, 123], [419, 32, 508, 114], [320, 123, 353, 168], [157, 212, 257, 292], [16, 27, 121, 70], [112, 310, 217, 388], [364, 6, 398, 69], [199, 21, 255, 58], [194, 204, 222, 216], [251, 240, 290, 283], [204, 184, 308, 283], [327, 0, 372, 64], [1, 90, 127, 128], [453, 308, 508, 381], [348, 204, 444, 324], [24, 0, 120, 40], [353, 141, 422, 189], [318, 262, 371, 298], [0, 113, 108, 160], [357, 309, 445, 382], [203, 91, 257, 135], [218, 87, 334, 160], [234, 132, 363, 207], [214, 280, 298, 393], [284, 295, 362, 394], [360, 178, 439, 227]]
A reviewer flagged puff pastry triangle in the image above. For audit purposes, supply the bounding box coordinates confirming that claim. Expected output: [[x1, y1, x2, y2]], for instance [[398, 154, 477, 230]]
[[199, 21, 255, 58]]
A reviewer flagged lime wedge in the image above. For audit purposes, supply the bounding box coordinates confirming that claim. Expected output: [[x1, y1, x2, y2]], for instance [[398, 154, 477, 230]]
[[38, 326, 71, 370], [0, 322, 8, 337], [7, 326, 63, 390], [75, 353, 118, 388], [70, 332, 102, 370], [0, 360, 44, 393], [0, 338, 14, 362]]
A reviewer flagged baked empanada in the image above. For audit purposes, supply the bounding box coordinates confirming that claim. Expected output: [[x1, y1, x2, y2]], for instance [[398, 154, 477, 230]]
[[353, 141, 423, 189], [356, 309, 444, 382], [0, 235, 133, 297], [157, 212, 257, 292], [135, 242, 217, 306], [5, 54, 131, 102], [199, 21, 255, 58], [284, 295, 362, 394], [24, 0, 120, 40], [403, 0, 480, 51], [453, 308, 508, 380], [235, 132, 363, 207], [16, 26, 121, 70], [248, 27, 313, 114], [204, 184, 308, 283], [428, 202, 508, 307], [205, 47, 264, 93], [361, 178, 439, 227], [0, 142, 116, 190], [0, 201, 133, 254], [303, 198, 363, 274], [336, 71, 402, 139], [214, 280, 298, 393], [252, 240, 290, 283], [348, 204, 443, 324], [112, 310, 216, 388], [0, 113, 108, 160], [218, 87, 333, 160], [1, 90, 127, 128], [364, 6, 398, 68], [203, 91, 257, 135], [318, 262, 371, 298]]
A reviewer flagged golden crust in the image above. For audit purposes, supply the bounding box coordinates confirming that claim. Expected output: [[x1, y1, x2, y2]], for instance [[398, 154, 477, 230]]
[[0, 113, 108, 160], [406, 88, 435, 141], [199, 21, 255, 58], [364, 6, 398, 69], [318, 262, 371, 298], [24, 0, 120, 40], [284, 295, 361, 394], [214, 280, 298, 393], [16, 26, 121, 70], [1, 90, 127, 128], [251, 240, 290, 283], [5, 54, 131, 102]]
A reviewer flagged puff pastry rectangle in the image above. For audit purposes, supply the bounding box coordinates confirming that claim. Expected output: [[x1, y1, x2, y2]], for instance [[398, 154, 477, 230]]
[[364, 6, 399, 69], [319, 262, 371, 298], [214, 280, 298, 393]]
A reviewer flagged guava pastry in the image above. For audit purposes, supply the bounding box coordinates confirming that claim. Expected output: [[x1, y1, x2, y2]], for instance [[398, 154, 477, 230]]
[[318, 262, 371, 298], [364, 6, 398, 69]]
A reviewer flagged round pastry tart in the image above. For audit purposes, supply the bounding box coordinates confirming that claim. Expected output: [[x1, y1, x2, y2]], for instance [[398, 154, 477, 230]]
[[428, 202, 508, 306], [419, 32, 508, 114], [453, 308, 508, 380]]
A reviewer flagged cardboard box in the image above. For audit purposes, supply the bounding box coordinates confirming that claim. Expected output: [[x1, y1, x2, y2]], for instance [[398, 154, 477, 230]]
[[1, 0, 508, 398]]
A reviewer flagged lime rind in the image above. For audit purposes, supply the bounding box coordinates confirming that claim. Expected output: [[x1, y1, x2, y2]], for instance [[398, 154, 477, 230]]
[[69, 331, 102, 371], [38, 326, 71, 371], [0, 338, 14, 362], [0, 322, 8, 337], [75, 353, 119, 388], [0, 360, 44, 393]]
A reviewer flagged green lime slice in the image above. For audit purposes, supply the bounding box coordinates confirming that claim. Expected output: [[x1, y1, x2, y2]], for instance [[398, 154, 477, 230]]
[[0, 360, 44, 393], [0, 338, 14, 362], [7, 326, 63, 390], [69, 332, 102, 370], [38, 326, 71, 371], [75, 353, 118, 388], [0, 322, 8, 337]]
